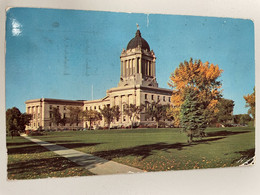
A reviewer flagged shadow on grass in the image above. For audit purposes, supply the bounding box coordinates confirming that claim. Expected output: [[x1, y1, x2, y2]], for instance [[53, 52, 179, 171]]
[[8, 156, 84, 177], [232, 148, 255, 164], [47, 141, 101, 149], [7, 141, 101, 155], [206, 130, 250, 137], [7, 144, 49, 155], [93, 137, 225, 160], [7, 142, 38, 146]]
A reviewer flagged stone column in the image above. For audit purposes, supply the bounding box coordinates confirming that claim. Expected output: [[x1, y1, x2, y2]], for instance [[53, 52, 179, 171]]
[[126, 95, 130, 123], [119, 96, 122, 123], [131, 59, 135, 75], [139, 58, 141, 74], [129, 59, 132, 75], [111, 96, 115, 107], [153, 61, 156, 77], [126, 60, 129, 76], [134, 58, 138, 74], [121, 61, 123, 77], [147, 61, 150, 76]]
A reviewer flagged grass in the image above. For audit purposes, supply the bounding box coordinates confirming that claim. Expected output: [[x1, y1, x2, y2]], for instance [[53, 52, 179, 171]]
[[6, 127, 255, 179], [6, 136, 94, 180]]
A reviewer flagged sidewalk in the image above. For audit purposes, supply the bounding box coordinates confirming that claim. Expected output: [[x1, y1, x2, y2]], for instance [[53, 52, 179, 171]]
[[21, 134, 144, 175]]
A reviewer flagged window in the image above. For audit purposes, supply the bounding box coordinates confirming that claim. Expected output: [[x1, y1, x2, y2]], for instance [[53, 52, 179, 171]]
[[57, 106, 59, 110], [169, 97, 171, 102], [163, 96, 166, 101], [64, 106, 66, 110], [94, 106, 96, 110], [151, 95, 154, 100], [50, 105, 52, 110], [145, 94, 148, 99], [64, 113, 66, 118], [157, 96, 160, 101], [49, 122, 52, 127], [86, 107, 88, 110]]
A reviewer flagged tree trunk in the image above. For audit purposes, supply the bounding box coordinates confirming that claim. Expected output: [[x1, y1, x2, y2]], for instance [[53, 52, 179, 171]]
[[89, 120, 92, 130], [156, 120, 159, 128], [108, 120, 111, 130]]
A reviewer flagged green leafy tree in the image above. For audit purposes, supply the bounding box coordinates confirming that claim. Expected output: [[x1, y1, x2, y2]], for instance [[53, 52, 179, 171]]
[[123, 104, 144, 129], [6, 107, 32, 137], [100, 105, 121, 129], [83, 109, 102, 130], [50, 107, 62, 126], [215, 98, 235, 126], [146, 101, 168, 128], [67, 107, 83, 127], [113, 106, 121, 122], [233, 114, 252, 126], [180, 88, 207, 143]]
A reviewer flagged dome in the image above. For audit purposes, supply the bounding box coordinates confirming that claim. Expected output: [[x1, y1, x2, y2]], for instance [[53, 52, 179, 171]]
[[126, 30, 150, 51]]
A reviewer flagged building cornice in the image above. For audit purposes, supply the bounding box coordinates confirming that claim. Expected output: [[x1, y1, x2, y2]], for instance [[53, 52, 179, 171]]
[[25, 98, 85, 105], [107, 85, 172, 95]]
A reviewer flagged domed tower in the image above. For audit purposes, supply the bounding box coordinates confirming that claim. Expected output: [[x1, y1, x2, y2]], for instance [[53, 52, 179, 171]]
[[118, 29, 158, 87]]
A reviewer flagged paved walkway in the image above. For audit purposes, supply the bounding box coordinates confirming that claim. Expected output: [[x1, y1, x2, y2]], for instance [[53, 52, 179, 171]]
[[21, 134, 144, 175]]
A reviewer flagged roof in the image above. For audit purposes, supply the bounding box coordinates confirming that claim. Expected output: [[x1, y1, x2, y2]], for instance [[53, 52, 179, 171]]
[[126, 30, 150, 51]]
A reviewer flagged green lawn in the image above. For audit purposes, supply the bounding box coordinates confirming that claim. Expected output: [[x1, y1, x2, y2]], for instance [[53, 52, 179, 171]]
[[7, 127, 255, 179], [7, 136, 94, 180]]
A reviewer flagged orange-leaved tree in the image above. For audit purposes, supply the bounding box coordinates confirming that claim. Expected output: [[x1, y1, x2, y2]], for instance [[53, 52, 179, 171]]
[[244, 87, 255, 125], [168, 58, 223, 127]]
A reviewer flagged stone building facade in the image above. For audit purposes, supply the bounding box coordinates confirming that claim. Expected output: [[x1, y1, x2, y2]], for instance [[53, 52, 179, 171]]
[[25, 29, 173, 131]]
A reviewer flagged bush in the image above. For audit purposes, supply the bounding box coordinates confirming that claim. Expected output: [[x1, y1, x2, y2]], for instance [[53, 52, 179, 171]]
[[28, 130, 44, 136]]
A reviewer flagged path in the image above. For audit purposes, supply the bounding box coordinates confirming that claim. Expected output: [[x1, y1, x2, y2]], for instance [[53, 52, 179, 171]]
[[21, 134, 144, 175]]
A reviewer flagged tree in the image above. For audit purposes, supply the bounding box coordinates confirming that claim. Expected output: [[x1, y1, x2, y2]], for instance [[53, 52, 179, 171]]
[[180, 88, 207, 143], [146, 101, 168, 128], [215, 98, 235, 126], [6, 107, 32, 137], [168, 58, 223, 128], [123, 104, 144, 129], [50, 107, 62, 126], [83, 109, 102, 130], [244, 87, 255, 125], [113, 106, 121, 122], [67, 107, 83, 127], [233, 114, 252, 126], [100, 105, 120, 129]]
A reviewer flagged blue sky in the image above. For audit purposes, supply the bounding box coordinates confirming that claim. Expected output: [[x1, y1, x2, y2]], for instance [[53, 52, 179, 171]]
[[5, 8, 255, 114]]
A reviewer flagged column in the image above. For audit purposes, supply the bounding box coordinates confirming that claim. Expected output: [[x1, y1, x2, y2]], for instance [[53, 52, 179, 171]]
[[153, 61, 156, 77], [138, 58, 141, 74], [119, 96, 122, 123], [126, 60, 129, 76], [132, 59, 134, 75], [144, 60, 147, 76], [111, 96, 115, 107], [135, 58, 138, 74], [147, 61, 150, 76], [122, 61, 125, 77], [129, 59, 132, 75], [121, 61, 123, 77], [126, 95, 130, 123]]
